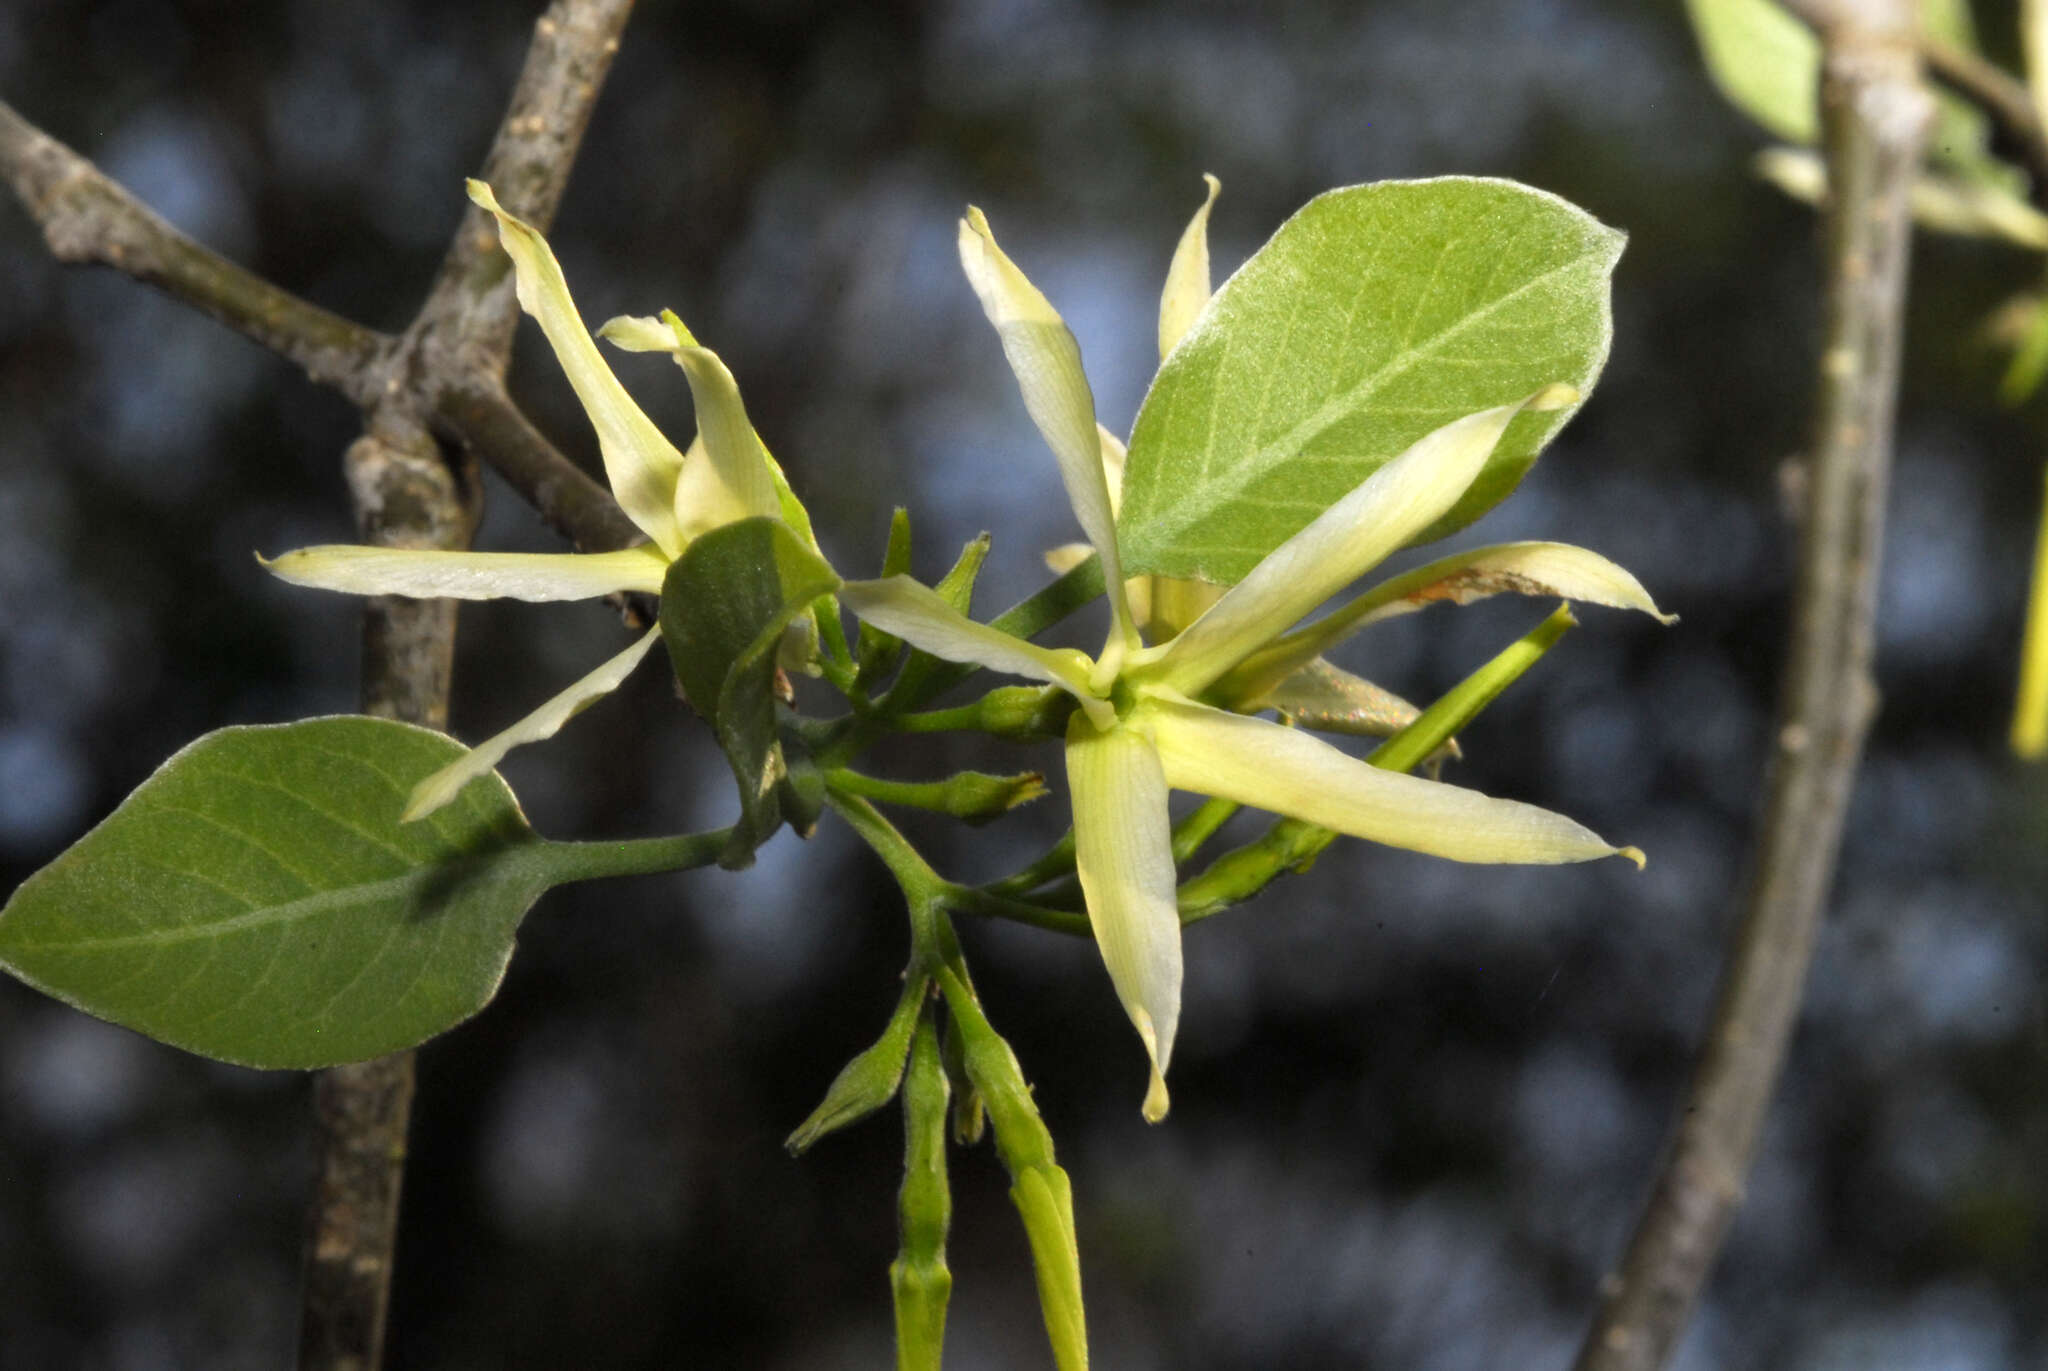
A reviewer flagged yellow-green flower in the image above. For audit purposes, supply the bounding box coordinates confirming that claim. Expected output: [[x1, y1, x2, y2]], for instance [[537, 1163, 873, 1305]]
[[264, 181, 788, 818], [843, 198, 1664, 1123]]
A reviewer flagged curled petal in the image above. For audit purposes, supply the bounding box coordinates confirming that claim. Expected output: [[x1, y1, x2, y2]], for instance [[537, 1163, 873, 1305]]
[[260, 544, 670, 601], [1146, 386, 1578, 696], [404, 627, 661, 821], [1158, 173, 1221, 360], [959, 207, 1138, 649], [1141, 692, 1641, 867], [596, 310, 782, 538], [467, 181, 686, 556], [1227, 539, 1671, 702], [840, 576, 1111, 724], [1067, 714, 1181, 1122]]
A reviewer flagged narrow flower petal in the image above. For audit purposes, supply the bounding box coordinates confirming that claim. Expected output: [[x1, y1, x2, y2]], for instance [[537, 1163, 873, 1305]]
[[1142, 693, 1641, 867], [404, 627, 661, 821], [260, 544, 670, 601], [1097, 424, 1129, 515], [672, 346, 784, 532], [467, 180, 686, 556], [1158, 173, 1221, 360], [1226, 539, 1671, 703], [958, 207, 1138, 648], [1067, 713, 1181, 1122], [840, 576, 1109, 721], [596, 310, 782, 538], [1146, 386, 1578, 696]]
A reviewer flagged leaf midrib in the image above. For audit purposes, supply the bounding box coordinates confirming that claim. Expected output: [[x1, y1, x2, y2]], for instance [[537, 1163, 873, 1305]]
[[1133, 246, 1600, 557]]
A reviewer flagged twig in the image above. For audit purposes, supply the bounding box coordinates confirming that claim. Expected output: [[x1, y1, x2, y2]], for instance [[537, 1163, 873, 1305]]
[[295, 5, 637, 1370], [1571, 5, 1929, 1370], [0, 99, 388, 407], [0, 18, 636, 558]]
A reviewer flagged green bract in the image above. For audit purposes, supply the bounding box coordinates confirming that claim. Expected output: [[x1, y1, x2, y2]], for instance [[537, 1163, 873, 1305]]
[[843, 186, 1665, 1120]]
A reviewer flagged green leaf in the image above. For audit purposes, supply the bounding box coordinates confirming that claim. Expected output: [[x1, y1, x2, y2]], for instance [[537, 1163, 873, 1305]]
[[1684, 0, 1819, 145], [1118, 178, 1623, 585], [1688, 0, 2021, 192], [0, 717, 553, 1069], [660, 517, 841, 866]]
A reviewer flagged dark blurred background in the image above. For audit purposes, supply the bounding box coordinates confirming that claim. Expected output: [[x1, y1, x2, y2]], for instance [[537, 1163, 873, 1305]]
[[3, 1, 2045, 1367]]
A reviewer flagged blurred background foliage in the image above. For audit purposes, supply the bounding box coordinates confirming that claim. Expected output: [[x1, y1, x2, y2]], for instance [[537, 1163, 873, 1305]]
[[1, 0, 2045, 1367]]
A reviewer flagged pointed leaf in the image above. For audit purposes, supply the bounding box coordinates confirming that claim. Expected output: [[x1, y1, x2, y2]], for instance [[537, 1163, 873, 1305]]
[[261, 544, 670, 601], [660, 517, 841, 863], [1118, 178, 1623, 584], [0, 718, 555, 1068]]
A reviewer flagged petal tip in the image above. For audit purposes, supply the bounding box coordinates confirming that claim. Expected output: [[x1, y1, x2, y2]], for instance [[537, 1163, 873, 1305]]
[[1617, 845, 1647, 871], [1142, 1068, 1171, 1124], [1529, 382, 1580, 412], [465, 178, 499, 213]]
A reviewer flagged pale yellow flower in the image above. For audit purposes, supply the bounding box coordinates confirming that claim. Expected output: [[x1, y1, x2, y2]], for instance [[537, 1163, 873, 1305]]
[[843, 199, 1662, 1121], [264, 181, 788, 818]]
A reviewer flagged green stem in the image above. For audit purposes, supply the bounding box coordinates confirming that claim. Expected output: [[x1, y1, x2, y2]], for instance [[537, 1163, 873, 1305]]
[[2012, 459, 2048, 758], [1368, 602, 1576, 774], [893, 702, 991, 734], [983, 831, 1078, 897], [1172, 796, 1240, 863], [943, 884, 1091, 937], [891, 1007, 954, 1371], [534, 828, 733, 884]]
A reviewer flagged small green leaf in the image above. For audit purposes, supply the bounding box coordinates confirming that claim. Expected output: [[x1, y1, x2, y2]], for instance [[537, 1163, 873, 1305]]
[[660, 517, 841, 866], [0, 718, 552, 1069], [1118, 178, 1623, 584], [1685, 0, 1819, 144], [1688, 0, 2020, 192]]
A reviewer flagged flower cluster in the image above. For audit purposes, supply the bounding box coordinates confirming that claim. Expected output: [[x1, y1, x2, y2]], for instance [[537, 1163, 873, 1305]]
[[844, 184, 1664, 1120]]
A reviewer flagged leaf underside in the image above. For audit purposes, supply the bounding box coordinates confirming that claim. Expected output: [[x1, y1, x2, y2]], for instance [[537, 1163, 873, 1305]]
[[1118, 177, 1624, 585], [0, 717, 551, 1069]]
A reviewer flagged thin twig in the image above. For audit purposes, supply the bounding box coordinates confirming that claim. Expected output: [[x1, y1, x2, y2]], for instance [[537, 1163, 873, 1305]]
[[1571, 4, 1929, 1369], [0, 22, 636, 558], [1918, 37, 2048, 202], [0, 99, 389, 407], [294, 5, 638, 1370]]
